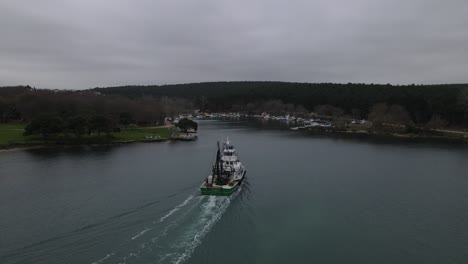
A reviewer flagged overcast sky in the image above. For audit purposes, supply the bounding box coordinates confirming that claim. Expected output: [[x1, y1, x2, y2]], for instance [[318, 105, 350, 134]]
[[1, 0, 467, 89]]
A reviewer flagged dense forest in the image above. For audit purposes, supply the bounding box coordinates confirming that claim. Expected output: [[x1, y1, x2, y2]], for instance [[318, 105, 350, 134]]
[[0, 85, 190, 126], [1, 82, 468, 129], [94, 82, 468, 127]]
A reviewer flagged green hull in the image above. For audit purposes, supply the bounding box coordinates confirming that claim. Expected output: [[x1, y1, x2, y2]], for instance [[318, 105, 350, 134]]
[[200, 184, 239, 196]]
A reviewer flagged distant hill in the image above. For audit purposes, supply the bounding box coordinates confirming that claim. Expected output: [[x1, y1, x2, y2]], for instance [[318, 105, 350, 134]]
[[93, 82, 468, 125]]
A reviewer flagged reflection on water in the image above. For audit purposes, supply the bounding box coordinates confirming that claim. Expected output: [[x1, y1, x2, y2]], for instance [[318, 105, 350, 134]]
[[23, 145, 121, 159]]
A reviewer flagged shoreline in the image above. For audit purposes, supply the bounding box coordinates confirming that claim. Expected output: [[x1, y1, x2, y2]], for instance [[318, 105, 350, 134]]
[[0, 138, 171, 152], [2, 121, 467, 152], [295, 127, 468, 144], [0, 125, 175, 152], [204, 116, 468, 143], [0, 144, 47, 152]]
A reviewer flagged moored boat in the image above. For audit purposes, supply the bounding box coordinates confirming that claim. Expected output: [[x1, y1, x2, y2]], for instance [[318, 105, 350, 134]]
[[200, 138, 246, 196]]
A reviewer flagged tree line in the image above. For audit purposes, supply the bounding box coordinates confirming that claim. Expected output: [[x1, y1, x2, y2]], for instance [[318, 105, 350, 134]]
[[93, 82, 468, 128], [0, 86, 191, 126], [2, 82, 468, 131], [24, 114, 121, 139]]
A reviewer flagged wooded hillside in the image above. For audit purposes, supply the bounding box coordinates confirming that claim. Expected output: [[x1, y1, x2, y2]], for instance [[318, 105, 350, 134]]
[[93, 82, 468, 126]]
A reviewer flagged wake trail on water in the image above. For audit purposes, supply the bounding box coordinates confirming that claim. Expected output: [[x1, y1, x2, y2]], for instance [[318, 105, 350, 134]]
[[91, 252, 115, 264], [90, 192, 202, 264], [92, 188, 241, 264], [129, 194, 195, 241], [160, 188, 241, 264], [158, 194, 195, 223], [11, 185, 200, 258]]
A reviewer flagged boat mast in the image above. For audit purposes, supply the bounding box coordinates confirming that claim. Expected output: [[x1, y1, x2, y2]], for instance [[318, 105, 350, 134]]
[[213, 141, 221, 184]]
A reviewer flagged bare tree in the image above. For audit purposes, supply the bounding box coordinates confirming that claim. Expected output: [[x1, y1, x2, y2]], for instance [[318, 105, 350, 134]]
[[425, 114, 448, 129], [387, 105, 414, 126], [259, 100, 286, 115], [369, 103, 414, 127], [0, 98, 6, 123], [245, 102, 257, 115], [368, 103, 388, 126], [294, 105, 309, 117], [351, 108, 362, 119], [314, 105, 344, 117], [459, 87, 468, 126]]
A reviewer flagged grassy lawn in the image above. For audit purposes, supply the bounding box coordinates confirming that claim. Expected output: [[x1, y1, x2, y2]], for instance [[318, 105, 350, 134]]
[[0, 123, 34, 145], [114, 127, 171, 142], [0, 123, 27, 130], [0, 129, 27, 145], [0, 124, 171, 147]]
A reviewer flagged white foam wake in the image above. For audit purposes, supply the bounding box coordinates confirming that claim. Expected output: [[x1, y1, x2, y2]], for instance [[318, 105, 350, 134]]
[[131, 227, 152, 240], [131, 195, 195, 242], [169, 188, 241, 264], [91, 252, 115, 264], [154, 196, 204, 243], [159, 195, 194, 223]]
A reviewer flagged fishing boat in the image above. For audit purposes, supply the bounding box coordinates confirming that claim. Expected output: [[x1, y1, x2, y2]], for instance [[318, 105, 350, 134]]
[[200, 138, 246, 196]]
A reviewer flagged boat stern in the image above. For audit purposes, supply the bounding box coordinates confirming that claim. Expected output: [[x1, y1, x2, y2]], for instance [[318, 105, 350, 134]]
[[200, 183, 239, 196]]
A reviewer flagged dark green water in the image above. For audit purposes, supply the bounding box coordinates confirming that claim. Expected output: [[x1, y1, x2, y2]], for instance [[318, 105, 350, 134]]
[[1, 120, 468, 264]]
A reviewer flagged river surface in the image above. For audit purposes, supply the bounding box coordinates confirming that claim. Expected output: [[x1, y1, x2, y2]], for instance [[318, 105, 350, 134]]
[[1, 120, 468, 264]]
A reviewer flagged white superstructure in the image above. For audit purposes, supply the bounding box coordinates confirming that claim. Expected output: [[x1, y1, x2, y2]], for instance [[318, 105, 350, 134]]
[[220, 137, 245, 177], [201, 137, 246, 195]]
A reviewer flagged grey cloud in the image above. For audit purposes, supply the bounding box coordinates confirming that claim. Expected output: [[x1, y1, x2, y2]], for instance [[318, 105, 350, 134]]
[[0, 0, 467, 89]]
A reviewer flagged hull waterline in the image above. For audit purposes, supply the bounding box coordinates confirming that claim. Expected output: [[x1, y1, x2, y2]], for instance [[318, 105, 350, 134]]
[[200, 171, 246, 196]]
